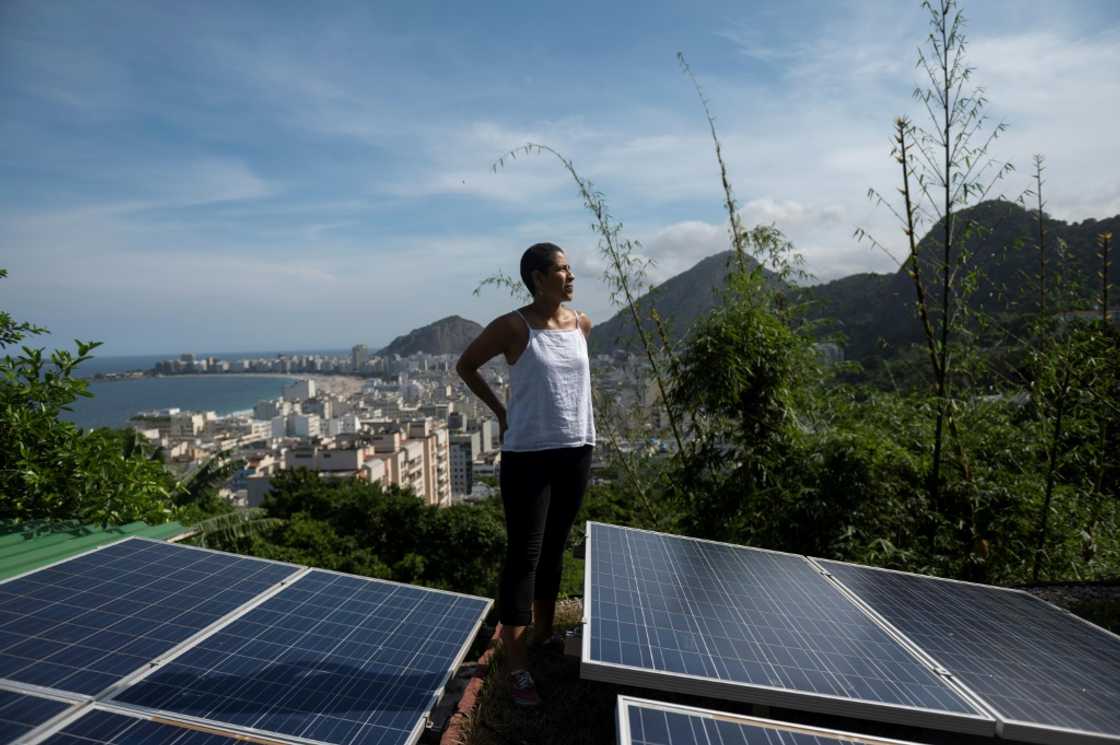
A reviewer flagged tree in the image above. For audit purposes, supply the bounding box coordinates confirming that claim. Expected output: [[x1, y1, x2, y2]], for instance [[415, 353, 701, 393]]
[[222, 470, 509, 597], [859, 0, 1012, 538], [1, 269, 177, 524], [669, 266, 816, 541]]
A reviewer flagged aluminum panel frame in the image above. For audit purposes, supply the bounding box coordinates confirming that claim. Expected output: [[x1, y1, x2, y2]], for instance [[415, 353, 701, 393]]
[[0, 537, 304, 701], [581, 522, 996, 738], [616, 694, 935, 745], [816, 557, 1120, 745], [104, 569, 492, 745]]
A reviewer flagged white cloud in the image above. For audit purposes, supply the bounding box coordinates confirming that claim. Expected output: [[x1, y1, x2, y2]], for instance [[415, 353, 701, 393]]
[[142, 158, 273, 207], [638, 221, 730, 283], [4, 2, 1117, 352], [967, 30, 1120, 221], [383, 119, 606, 206]]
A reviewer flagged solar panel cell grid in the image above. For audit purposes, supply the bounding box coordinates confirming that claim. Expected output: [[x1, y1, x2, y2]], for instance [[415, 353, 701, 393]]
[[40, 709, 244, 745], [0, 690, 71, 745], [588, 524, 981, 719], [628, 705, 836, 745], [619, 698, 920, 745], [113, 569, 489, 745], [820, 560, 1120, 741], [0, 539, 298, 696]]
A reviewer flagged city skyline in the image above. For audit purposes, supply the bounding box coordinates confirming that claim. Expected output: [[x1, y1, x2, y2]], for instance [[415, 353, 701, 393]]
[[3, 0, 1118, 355]]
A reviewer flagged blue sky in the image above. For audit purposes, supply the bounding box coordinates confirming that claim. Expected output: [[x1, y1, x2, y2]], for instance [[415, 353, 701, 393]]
[[2, 0, 1118, 355]]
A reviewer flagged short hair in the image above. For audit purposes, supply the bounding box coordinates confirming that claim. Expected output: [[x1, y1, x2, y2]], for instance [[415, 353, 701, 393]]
[[520, 242, 564, 296]]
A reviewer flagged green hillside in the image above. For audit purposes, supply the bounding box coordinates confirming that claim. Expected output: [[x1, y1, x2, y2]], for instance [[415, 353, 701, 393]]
[[590, 200, 1118, 361], [801, 200, 1120, 360], [588, 251, 785, 354]]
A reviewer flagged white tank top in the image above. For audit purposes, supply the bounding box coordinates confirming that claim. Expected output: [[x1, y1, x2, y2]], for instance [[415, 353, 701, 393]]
[[503, 310, 596, 452]]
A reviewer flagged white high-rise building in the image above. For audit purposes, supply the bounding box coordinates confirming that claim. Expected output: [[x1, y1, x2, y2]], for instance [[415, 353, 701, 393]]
[[450, 432, 481, 497], [476, 419, 498, 452], [169, 412, 205, 438], [402, 380, 424, 403], [254, 399, 290, 420], [289, 414, 320, 439], [352, 344, 370, 372], [282, 379, 316, 403], [270, 415, 287, 439]]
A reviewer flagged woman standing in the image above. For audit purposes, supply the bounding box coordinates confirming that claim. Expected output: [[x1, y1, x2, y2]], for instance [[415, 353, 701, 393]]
[[456, 242, 595, 707]]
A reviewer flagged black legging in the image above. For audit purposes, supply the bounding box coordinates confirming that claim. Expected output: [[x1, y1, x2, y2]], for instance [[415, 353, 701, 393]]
[[498, 445, 593, 626]]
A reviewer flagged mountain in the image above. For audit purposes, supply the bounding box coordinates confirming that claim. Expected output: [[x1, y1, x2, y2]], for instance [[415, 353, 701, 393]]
[[378, 315, 483, 357], [588, 200, 1119, 360], [800, 200, 1120, 360], [588, 251, 785, 353]]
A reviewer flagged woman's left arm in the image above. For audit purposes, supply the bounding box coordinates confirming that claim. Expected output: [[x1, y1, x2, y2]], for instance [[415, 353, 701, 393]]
[[578, 311, 593, 339]]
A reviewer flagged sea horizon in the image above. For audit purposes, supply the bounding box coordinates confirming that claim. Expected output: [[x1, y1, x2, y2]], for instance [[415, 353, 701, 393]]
[[72, 348, 357, 379], [62, 374, 302, 430]]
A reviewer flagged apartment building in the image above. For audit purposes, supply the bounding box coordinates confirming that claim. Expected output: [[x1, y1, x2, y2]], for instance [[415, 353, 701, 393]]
[[450, 431, 481, 497], [282, 379, 316, 402], [254, 399, 291, 420], [284, 445, 364, 473], [301, 397, 334, 419], [368, 449, 406, 490], [169, 411, 206, 438], [352, 344, 370, 372], [401, 439, 427, 498], [289, 414, 320, 439], [448, 411, 468, 433], [367, 420, 450, 505], [467, 418, 498, 453], [362, 456, 390, 488], [474, 450, 501, 482], [324, 413, 361, 437], [407, 419, 451, 506]]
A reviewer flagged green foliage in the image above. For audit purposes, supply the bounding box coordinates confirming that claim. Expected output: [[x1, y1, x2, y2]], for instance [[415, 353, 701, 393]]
[[798, 391, 928, 564], [476, 3, 1120, 587], [174, 456, 244, 507], [674, 271, 812, 447], [208, 469, 509, 597], [474, 269, 532, 303], [1024, 322, 1120, 580], [192, 508, 283, 550], [1, 274, 182, 525], [669, 266, 818, 541]]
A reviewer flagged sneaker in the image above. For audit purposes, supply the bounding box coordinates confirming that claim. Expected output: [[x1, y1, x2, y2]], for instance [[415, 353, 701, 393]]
[[509, 669, 541, 707]]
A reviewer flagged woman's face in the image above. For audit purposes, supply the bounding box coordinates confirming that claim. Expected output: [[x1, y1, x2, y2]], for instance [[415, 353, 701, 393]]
[[535, 251, 575, 302]]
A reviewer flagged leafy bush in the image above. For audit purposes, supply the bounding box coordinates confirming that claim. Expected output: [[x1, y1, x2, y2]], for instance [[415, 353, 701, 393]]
[[211, 469, 508, 598], [1, 270, 178, 525]]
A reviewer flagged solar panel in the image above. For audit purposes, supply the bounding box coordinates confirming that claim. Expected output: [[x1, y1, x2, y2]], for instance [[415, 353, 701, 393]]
[[111, 569, 490, 745], [818, 559, 1120, 745], [583, 523, 992, 735], [0, 689, 73, 745], [0, 537, 299, 696], [617, 696, 925, 745], [37, 707, 246, 745]]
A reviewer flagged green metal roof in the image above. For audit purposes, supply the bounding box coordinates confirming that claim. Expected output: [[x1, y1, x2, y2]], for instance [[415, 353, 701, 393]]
[[0, 520, 193, 581]]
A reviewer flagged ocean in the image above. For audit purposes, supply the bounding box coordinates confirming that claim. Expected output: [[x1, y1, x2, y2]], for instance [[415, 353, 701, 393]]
[[55, 350, 344, 430], [62, 375, 300, 430]]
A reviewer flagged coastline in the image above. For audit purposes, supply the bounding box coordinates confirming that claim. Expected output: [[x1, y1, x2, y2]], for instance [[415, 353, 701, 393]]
[[65, 373, 368, 429], [93, 372, 366, 400]]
